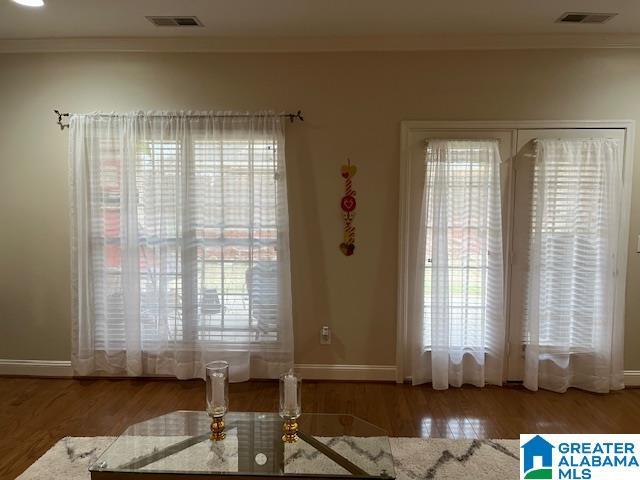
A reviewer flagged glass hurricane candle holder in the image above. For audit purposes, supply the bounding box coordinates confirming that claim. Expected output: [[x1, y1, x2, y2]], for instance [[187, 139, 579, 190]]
[[279, 371, 301, 443], [279, 371, 301, 419], [206, 361, 229, 441]]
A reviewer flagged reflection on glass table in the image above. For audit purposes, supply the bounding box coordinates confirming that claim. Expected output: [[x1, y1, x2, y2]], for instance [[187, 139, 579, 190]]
[[90, 411, 395, 479]]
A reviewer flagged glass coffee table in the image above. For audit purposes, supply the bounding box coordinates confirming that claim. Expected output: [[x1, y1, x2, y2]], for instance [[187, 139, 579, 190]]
[[89, 411, 395, 479]]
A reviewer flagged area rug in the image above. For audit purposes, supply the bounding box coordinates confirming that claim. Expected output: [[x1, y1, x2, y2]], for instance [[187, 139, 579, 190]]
[[17, 436, 519, 479]]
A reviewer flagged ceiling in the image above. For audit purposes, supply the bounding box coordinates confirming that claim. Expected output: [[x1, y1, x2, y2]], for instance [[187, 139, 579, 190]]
[[1, 0, 639, 39]]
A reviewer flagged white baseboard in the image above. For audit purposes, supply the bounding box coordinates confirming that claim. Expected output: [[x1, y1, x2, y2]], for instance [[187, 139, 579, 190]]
[[294, 364, 397, 381], [624, 370, 640, 387], [0, 359, 397, 381], [0, 359, 73, 377], [0, 359, 636, 386]]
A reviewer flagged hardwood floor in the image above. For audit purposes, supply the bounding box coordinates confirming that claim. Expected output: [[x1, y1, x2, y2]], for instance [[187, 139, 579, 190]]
[[1, 377, 639, 478]]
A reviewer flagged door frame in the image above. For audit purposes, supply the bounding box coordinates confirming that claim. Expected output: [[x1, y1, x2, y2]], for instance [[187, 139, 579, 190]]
[[397, 120, 635, 383]]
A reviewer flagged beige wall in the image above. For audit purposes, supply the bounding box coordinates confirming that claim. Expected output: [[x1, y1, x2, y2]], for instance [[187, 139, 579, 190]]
[[1, 49, 639, 370]]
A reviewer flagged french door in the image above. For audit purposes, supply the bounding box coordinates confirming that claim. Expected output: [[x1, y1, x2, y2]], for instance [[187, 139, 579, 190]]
[[506, 127, 628, 380], [398, 121, 633, 386]]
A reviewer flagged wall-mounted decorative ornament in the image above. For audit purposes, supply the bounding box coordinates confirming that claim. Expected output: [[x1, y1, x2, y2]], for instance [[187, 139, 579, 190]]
[[339, 159, 357, 256]]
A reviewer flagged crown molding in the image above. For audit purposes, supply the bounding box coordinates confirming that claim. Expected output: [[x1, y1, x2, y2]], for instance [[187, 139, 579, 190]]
[[1, 33, 640, 53]]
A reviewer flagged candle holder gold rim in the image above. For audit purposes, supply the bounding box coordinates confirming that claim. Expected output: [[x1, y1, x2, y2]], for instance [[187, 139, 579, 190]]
[[210, 415, 226, 441], [282, 417, 299, 443]]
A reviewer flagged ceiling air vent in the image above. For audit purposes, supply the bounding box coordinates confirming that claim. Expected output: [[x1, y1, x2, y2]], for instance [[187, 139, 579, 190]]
[[556, 12, 617, 24], [146, 16, 203, 27]]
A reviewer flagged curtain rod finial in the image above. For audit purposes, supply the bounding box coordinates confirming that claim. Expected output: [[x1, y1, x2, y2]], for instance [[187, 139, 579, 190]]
[[54, 109, 69, 130], [289, 110, 303, 123]]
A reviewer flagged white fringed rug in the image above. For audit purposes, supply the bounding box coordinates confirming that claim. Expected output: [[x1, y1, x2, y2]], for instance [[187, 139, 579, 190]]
[[17, 436, 519, 479]]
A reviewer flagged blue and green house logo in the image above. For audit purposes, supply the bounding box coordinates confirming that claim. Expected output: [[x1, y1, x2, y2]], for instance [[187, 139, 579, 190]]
[[522, 435, 554, 479]]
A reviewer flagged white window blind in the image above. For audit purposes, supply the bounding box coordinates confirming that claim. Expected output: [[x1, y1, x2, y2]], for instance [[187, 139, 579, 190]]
[[423, 140, 503, 353], [525, 138, 620, 352], [134, 140, 182, 346], [191, 139, 280, 344], [97, 139, 281, 347]]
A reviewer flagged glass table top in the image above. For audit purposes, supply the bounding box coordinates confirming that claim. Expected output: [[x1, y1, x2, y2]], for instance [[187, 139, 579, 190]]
[[90, 411, 395, 478]]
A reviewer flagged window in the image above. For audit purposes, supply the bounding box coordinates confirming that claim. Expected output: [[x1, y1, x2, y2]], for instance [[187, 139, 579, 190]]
[[525, 138, 620, 352], [134, 140, 182, 345], [423, 140, 503, 351], [191, 139, 280, 344], [71, 113, 293, 379], [96, 138, 282, 349]]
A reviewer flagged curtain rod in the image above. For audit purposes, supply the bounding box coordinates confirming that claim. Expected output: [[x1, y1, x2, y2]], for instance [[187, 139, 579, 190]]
[[424, 138, 502, 145], [53, 109, 304, 130]]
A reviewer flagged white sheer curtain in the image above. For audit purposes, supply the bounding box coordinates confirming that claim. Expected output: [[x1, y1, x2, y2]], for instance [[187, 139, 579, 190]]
[[70, 112, 293, 381], [410, 140, 505, 389], [524, 138, 624, 393]]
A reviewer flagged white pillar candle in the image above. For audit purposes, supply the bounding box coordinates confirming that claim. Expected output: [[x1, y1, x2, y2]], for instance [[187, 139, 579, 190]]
[[284, 373, 298, 412], [210, 372, 226, 413]]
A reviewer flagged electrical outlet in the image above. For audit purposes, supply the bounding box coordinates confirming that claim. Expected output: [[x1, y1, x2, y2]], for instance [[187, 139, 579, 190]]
[[320, 326, 331, 345]]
